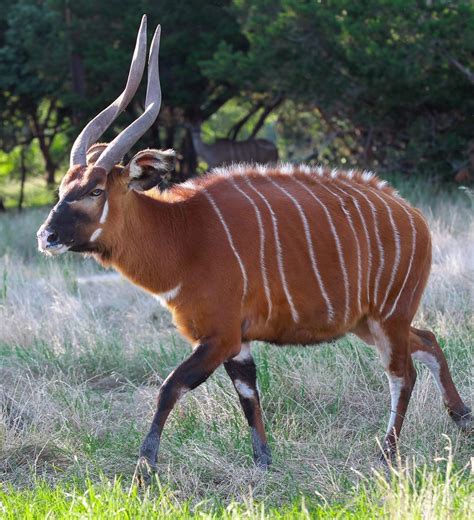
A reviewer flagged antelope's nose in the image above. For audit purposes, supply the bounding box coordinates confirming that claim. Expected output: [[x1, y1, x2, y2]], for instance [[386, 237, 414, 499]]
[[46, 231, 59, 244], [37, 225, 58, 251]]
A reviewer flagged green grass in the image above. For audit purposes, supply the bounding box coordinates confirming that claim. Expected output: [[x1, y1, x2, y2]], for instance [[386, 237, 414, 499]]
[[0, 182, 472, 518], [1, 453, 472, 518]]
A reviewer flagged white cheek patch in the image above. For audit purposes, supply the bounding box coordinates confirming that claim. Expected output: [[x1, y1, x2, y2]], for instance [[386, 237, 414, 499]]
[[234, 379, 255, 399], [99, 200, 109, 224], [89, 228, 103, 242]]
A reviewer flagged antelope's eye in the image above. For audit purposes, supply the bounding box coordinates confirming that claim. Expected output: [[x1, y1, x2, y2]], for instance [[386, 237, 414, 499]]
[[89, 188, 103, 197]]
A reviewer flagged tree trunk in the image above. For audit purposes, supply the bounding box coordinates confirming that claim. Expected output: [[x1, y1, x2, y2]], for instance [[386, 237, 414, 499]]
[[249, 96, 283, 139], [45, 156, 56, 187], [178, 129, 197, 180], [18, 146, 27, 212], [227, 102, 263, 140], [36, 135, 56, 187]]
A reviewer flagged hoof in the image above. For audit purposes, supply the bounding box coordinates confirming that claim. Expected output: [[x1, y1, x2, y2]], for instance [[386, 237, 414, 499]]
[[449, 405, 472, 434], [254, 443, 272, 470], [378, 444, 397, 466], [133, 457, 157, 487]]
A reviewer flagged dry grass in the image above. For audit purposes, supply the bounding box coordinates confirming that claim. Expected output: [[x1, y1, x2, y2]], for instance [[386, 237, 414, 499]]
[[0, 184, 472, 515]]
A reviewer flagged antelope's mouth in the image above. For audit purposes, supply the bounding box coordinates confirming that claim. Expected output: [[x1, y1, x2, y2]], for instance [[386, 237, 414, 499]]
[[42, 242, 71, 256]]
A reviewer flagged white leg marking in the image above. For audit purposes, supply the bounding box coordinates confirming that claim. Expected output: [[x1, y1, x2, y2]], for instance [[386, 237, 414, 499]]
[[155, 283, 182, 308], [89, 228, 102, 242], [232, 342, 252, 363], [229, 178, 272, 320], [340, 182, 384, 307], [269, 177, 334, 322], [367, 319, 404, 438], [368, 318, 392, 369], [245, 177, 299, 322], [234, 379, 256, 399], [386, 374, 404, 437], [203, 189, 248, 298], [99, 200, 109, 224], [368, 189, 401, 314], [317, 181, 362, 318], [412, 351, 444, 397], [384, 198, 417, 320], [292, 177, 347, 321]]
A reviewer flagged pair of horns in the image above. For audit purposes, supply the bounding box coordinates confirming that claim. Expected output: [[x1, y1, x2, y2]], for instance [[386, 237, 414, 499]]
[[70, 15, 162, 173]]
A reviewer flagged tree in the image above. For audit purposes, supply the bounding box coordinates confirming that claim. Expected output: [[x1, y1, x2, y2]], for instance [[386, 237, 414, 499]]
[[62, 0, 247, 177], [0, 0, 69, 186], [204, 0, 474, 178]]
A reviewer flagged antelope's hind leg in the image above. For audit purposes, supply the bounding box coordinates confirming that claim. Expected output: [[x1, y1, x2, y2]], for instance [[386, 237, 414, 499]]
[[224, 343, 272, 468], [410, 327, 472, 431], [367, 320, 417, 461]]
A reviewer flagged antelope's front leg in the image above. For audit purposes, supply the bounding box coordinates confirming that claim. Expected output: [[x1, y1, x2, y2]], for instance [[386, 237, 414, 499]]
[[137, 341, 230, 483], [224, 343, 272, 468]]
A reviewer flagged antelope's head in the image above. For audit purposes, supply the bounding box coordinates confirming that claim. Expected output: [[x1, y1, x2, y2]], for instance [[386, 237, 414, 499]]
[[37, 16, 174, 257]]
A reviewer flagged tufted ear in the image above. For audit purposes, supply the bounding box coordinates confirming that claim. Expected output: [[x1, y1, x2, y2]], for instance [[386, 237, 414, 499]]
[[126, 149, 176, 192], [86, 143, 109, 165]]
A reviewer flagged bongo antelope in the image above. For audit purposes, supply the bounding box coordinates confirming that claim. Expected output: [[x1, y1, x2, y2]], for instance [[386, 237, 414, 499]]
[[188, 121, 278, 168], [37, 16, 471, 481]]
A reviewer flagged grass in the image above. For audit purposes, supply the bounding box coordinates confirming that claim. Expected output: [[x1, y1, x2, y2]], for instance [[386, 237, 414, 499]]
[[0, 183, 472, 518]]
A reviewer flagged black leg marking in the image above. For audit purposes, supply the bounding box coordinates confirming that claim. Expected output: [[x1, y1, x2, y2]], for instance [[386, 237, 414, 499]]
[[224, 345, 272, 468], [137, 342, 224, 484]]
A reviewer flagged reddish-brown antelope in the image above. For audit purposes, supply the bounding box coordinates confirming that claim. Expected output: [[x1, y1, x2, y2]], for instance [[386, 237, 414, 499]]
[[37, 16, 471, 481], [188, 121, 278, 168]]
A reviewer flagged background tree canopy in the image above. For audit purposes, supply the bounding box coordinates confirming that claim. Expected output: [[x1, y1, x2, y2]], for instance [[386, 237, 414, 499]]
[[0, 0, 472, 208]]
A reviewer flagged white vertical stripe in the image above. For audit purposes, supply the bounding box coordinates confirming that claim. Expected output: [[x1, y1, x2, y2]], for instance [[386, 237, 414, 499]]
[[99, 200, 109, 224], [332, 182, 373, 303], [383, 197, 417, 320], [292, 177, 347, 321], [368, 189, 401, 313], [340, 181, 385, 307], [318, 181, 363, 317], [268, 177, 334, 322], [229, 178, 273, 320], [203, 189, 248, 298], [245, 177, 299, 322]]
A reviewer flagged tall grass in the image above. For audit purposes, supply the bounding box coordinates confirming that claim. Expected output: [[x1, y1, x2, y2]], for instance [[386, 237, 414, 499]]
[[0, 184, 472, 517]]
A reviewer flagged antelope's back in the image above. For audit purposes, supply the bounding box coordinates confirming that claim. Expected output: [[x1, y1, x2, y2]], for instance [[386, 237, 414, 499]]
[[173, 165, 431, 339]]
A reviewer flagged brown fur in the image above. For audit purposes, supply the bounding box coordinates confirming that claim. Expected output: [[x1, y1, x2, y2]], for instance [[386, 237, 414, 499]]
[[38, 154, 471, 474]]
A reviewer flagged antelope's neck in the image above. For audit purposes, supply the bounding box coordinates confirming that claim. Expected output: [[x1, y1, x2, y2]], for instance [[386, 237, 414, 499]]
[[108, 191, 187, 295]]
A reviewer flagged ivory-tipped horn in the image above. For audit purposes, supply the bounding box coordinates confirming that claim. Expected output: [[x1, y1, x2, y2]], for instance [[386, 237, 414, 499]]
[[69, 15, 148, 167], [95, 25, 161, 173]]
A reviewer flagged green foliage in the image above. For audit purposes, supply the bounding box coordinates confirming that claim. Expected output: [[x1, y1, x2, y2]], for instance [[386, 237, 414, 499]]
[[0, 0, 473, 206], [204, 0, 474, 177]]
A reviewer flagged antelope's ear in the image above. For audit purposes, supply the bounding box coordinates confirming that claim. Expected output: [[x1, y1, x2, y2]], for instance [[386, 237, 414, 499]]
[[86, 143, 109, 165], [126, 149, 176, 192]]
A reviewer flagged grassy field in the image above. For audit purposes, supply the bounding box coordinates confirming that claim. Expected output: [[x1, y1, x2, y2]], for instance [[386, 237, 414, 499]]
[[0, 180, 472, 518]]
